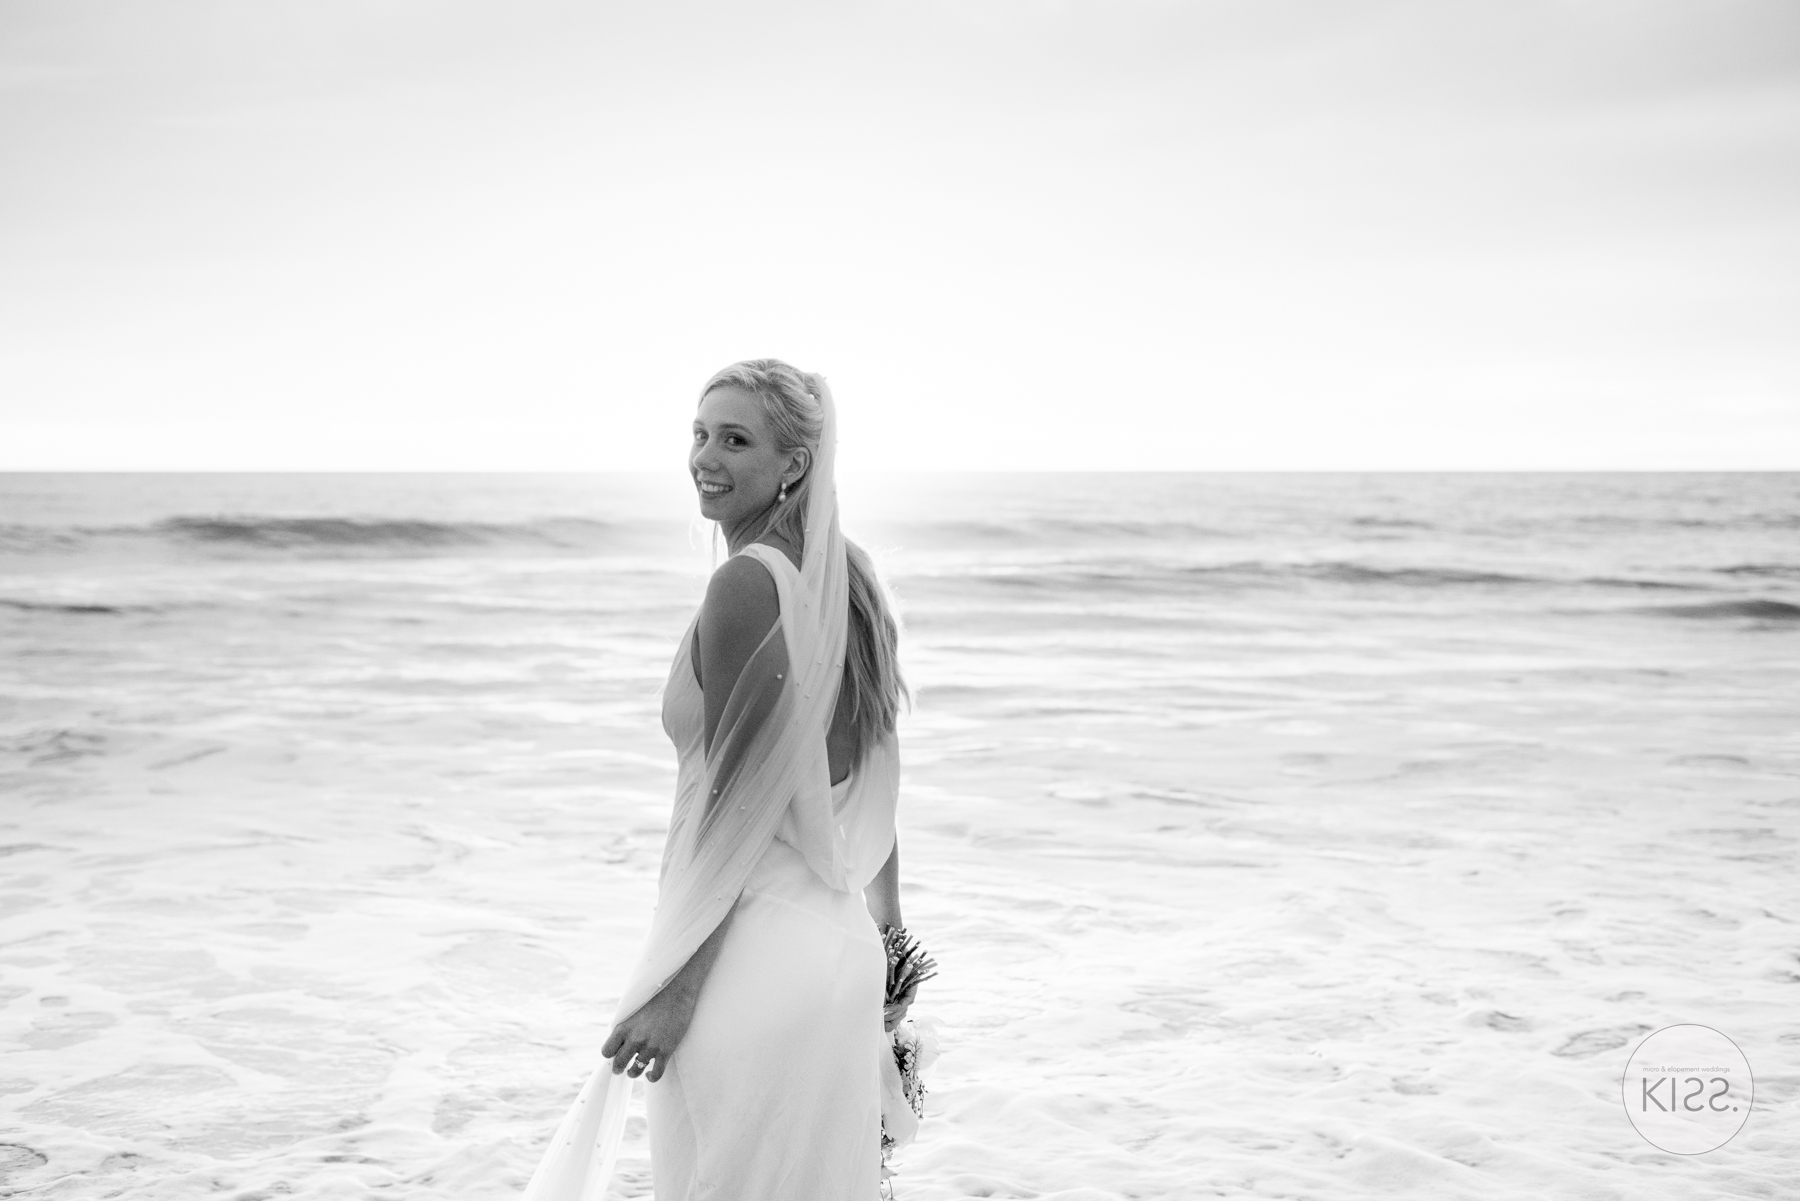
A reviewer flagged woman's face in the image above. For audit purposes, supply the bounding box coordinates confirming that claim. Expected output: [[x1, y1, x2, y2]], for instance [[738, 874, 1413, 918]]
[[690, 386, 804, 528]]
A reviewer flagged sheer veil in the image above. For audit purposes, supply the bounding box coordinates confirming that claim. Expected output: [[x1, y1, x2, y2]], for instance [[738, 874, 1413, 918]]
[[520, 374, 898, 1200]]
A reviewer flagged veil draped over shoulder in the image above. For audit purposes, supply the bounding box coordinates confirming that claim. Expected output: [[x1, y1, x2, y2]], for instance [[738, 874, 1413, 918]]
[[521, 376, 898, 1200]]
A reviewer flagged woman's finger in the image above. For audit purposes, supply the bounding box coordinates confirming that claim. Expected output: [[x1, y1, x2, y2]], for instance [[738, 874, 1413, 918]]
[[646, 1053, 668, 1083], [638, 1043, 662, 1076], [628, 1041, 662, 1078], [611, 1039, 643, 1075]]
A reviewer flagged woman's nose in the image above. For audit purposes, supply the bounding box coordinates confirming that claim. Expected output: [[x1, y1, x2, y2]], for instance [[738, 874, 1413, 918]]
[[691, 437, 716, 470]]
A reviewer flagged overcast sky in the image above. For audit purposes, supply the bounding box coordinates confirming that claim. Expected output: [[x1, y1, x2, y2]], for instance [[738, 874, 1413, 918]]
[[1, 0, 1795, 470]]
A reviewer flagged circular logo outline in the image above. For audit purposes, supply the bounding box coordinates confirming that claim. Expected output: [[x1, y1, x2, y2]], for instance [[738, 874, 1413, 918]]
[[1620, 1023, 1754, 1156]]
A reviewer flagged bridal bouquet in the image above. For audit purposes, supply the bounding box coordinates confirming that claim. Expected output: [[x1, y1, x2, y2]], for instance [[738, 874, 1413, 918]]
[[879, 927, 939, 1198]]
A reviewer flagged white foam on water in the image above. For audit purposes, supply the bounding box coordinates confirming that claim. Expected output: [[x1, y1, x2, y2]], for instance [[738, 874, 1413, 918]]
[[1, 472, 1796, 1199]]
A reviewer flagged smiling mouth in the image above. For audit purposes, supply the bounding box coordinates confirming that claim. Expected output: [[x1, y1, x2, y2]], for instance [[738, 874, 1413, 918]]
[[697, 481, 732, 496]]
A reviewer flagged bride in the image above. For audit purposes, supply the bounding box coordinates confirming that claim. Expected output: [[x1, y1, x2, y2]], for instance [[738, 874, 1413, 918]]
[[522, 360, 918, 1199]]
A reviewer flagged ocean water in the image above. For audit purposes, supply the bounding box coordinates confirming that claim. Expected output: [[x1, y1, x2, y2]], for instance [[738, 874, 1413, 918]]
[[1, 471, 1796, 1200]]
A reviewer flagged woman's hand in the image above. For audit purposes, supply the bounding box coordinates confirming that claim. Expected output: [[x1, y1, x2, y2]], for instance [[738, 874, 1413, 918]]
[[883, 980, 919, 1033], [602, 983, 698, 1083], [878, 917, 935, 1034], [601, 902, 738, 1083]]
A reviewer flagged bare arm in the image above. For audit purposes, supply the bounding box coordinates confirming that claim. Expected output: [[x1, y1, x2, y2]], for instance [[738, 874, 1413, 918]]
[[863, 838, 902, 931], [865, 837, 925, 1031], [697, 555, 781, 754], [602, 902, 736, 1081], [602, 554, 781, 1080]]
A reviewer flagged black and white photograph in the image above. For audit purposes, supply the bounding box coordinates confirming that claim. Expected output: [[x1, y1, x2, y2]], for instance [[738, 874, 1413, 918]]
[[1, 2, 1795, 1198]]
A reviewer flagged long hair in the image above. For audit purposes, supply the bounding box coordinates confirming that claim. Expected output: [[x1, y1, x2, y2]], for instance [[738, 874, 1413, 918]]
[[699, 358, 908, 768]]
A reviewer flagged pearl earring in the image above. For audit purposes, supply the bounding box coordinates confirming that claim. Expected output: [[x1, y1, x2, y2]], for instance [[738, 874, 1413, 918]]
[[778, 483, 788, 502]]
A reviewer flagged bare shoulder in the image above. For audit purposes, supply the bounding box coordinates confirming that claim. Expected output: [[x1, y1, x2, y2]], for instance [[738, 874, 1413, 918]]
[[702, 553, 780, 630]]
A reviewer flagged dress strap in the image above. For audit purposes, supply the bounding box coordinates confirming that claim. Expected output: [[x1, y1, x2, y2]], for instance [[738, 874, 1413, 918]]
[[738, 541, 801, 577]]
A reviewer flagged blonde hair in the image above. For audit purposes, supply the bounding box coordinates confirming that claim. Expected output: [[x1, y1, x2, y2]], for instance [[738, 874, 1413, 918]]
[[700, 359, 908, 767]]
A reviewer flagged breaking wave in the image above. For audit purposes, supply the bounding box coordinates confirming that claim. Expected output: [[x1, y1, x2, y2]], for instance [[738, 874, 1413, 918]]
[[1648, 599, 1800, 623], [0, 598, 130, 615], [955, 560, 1699, 595], [1, 516, 624, 556]]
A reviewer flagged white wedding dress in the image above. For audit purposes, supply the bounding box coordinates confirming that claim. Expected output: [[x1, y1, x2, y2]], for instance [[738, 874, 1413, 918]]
[[519, 373, 904, 1201], [646, 542, 889, 1197]]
